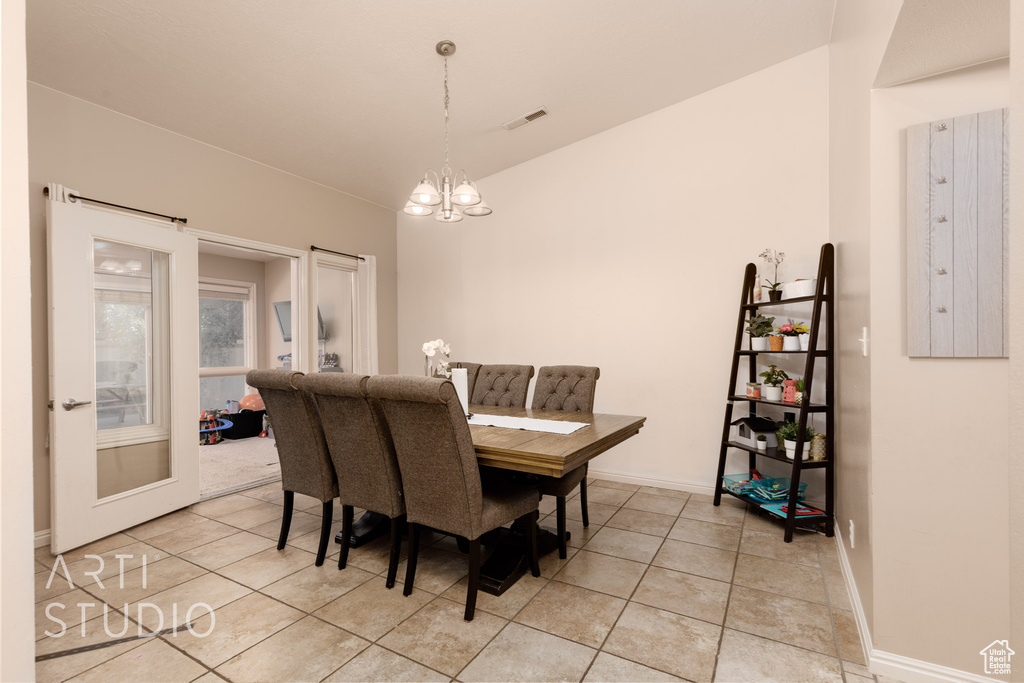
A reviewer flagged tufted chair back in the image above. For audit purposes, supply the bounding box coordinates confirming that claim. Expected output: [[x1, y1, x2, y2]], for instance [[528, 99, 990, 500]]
[[246, 369, 338, 502], [532, 366, 600, 413], [368, 375, 489, 540], [471, 364, 535, 408], [300, 373, 404, 518]]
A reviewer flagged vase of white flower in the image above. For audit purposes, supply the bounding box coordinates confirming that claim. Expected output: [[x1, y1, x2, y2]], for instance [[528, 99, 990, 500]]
[[422, 338, 452, 378]]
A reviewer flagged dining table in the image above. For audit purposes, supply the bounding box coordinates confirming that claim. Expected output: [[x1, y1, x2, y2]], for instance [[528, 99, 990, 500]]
[[338, 403, 647, 595]]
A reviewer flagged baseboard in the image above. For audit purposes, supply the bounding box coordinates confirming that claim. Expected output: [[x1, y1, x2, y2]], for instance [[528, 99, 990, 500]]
[[586, 468, 716, 496], [34, 529, 50, 549], [834, 527, 988, 683]]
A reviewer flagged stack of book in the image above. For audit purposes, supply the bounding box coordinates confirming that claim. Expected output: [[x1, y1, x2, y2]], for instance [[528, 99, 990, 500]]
[[749, 478, 805, 504], [760, 502, 826, 519]]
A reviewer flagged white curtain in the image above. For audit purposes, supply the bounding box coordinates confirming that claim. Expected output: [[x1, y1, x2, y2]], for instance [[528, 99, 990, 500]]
[[354, 254, 379, 375]]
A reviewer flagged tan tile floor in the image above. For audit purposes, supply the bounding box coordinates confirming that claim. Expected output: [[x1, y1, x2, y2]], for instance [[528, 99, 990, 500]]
[[33, 479, 902, 682]]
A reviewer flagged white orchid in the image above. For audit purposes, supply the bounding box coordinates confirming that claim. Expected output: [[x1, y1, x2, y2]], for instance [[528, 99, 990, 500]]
[[422, 338, 452, 376]]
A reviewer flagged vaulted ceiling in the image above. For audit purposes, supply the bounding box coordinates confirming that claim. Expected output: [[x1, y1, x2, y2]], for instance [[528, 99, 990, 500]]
[[27, 0, 836, 209]]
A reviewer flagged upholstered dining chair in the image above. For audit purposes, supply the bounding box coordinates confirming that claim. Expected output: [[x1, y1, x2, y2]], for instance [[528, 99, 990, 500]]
[[367, 375, 540, 621], [471, 364, 535, 408], [300, 372, 406, 587], [532, 365, 601, 559], [246, 369, 338, 567]]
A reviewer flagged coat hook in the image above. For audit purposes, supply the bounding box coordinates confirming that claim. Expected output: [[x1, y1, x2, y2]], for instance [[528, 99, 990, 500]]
[[937, 176, 947, 184], [937, 306, 947, 313], [937, 267, 947, 275], [936, 123, 947, 132], [937, 215, 948, 223]]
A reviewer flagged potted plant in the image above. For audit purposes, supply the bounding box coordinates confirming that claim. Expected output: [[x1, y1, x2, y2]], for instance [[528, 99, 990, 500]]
[[756, 434, 767, 451], [793, 379, 805, 405], [778, 420, 815, 460], [422, 338, 452, 377], [758, 365, 789, 402], [782, 378, 798, 403], [745, 314, 775, 351], [777, 319, 808, 352], [760, 248, 785, 301]]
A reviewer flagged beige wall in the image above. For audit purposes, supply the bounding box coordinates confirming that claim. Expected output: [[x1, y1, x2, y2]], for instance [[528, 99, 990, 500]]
[[1, 0, 38, 677], [398, 48, 830, 491], [827, 0, 903, 641], [28, 83, 398, 533], [265, 257, 292, 368], [1009, 2, 1024, 671], [870, 60, 1011, 674], [198, 251, 267, 371]]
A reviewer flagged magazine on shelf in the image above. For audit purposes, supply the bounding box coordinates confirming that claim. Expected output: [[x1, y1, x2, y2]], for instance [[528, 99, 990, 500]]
[[760, 503, 825, 518]]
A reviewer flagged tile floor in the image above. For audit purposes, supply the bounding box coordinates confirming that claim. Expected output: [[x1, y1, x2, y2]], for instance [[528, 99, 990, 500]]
[[34, 479, 899, 682]]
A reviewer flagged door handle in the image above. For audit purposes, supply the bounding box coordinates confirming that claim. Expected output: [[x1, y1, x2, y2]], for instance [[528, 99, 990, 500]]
[[61, 398, 92, 411]]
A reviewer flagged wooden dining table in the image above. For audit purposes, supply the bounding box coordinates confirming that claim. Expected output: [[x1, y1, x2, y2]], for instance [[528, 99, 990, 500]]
[[339, 403, 647, 595]]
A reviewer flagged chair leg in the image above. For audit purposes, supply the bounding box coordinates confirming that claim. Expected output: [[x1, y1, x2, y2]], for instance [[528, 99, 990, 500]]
[[403, 523, 420, 597], [456, 536, 470, 554], [556, 496, 568, 559], [528, 510, 540, 577], [385, 516, 402, 589], [338, 504, 353, 570], [315, 500, 333, 567], [278, 491, 294, 550], [580, 479, 590, 528], [465, 537, 481, 621]]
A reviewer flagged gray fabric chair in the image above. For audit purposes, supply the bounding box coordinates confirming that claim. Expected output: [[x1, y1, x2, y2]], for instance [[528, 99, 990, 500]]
[[450, 361, 481, 402], [246, 369, 338, 566], [533, 365, 601, 558], [367, 374, 540, 621], [300, 373, 406, 587], [471, 364, 535, 408]]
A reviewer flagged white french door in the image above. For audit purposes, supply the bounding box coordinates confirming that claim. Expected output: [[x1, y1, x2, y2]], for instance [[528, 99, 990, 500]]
[[47, 186, 199, 553]]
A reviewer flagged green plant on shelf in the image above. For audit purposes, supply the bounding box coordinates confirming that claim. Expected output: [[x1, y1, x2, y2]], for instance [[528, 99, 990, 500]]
[[777, 420, 815, 442], [745, 314, 775, 338], [758, 365, 789, 387]]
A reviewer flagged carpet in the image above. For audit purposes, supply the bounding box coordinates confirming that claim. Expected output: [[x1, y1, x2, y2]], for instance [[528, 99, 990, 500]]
[[200, 436, 281, 496]]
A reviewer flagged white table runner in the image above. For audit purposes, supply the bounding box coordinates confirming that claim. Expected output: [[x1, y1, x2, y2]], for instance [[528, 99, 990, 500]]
[[468, 413, 589, 435]]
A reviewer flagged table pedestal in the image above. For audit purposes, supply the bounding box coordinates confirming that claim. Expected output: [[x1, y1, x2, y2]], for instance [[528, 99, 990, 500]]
[[335, 510, 390, 548]]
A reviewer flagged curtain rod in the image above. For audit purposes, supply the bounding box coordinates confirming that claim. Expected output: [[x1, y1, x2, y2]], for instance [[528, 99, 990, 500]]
[[311, 245, 365, 261], [42, 186, 187, 224]]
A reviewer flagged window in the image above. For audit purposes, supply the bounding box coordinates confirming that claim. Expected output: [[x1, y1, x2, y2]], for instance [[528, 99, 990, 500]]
[[198, 278, 256, 411]]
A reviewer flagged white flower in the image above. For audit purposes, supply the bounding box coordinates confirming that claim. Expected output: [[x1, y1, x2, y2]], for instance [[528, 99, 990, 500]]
[[422, 341, 436, 356]]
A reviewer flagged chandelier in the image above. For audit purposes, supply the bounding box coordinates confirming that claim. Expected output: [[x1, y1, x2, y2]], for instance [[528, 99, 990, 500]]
[[404, 40, 491, 223]]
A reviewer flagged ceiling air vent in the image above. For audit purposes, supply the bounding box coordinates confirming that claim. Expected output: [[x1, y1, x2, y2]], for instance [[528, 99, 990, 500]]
[[501, 107, 549, 131]]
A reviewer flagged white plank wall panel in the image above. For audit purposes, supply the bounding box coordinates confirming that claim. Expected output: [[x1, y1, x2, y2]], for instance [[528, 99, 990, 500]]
[[906, 122, 932, 357], [952, 113, 978, 357], [977, 109, 1004, 357], [929, 118, 955, 357], [906, 108, 1007, 358]]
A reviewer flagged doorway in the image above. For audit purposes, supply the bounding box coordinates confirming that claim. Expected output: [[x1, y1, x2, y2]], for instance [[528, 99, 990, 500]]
[[189, 232, 309, 498]]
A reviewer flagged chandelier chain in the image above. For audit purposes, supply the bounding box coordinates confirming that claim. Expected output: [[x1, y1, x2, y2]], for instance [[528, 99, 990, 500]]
[[442, 54, 451, 176]]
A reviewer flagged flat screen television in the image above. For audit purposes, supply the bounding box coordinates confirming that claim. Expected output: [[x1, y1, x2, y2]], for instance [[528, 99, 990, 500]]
[[273, 301, 328, 342]]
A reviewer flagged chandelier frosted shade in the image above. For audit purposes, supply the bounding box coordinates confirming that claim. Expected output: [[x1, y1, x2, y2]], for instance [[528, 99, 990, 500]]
[[462, 199, 492, 217], [451, 180, 481, 206], [410, 180, 441, 206], [403, 201, 434, 216], [434, 206, 463, 222]]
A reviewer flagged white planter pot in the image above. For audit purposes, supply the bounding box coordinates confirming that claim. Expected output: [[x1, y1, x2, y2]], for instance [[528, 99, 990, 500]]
[[784, 438, 807, 460], [782, 278, 817, 299], [750, 336, 769, 351], [782, 336, 801, 352], [799, 333, 810, 351], [762, 385, 783, 402], [756, 440, 767, 451]]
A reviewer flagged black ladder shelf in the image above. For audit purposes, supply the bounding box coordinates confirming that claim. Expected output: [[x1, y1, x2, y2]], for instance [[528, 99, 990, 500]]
[[713, 243, 835, 542]]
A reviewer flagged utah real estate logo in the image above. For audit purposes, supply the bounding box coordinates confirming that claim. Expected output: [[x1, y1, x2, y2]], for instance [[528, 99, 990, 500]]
[[980, 640, 1014, 676]]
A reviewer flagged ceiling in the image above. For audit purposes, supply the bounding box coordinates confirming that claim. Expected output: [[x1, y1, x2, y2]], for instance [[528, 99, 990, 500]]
[[875, 0, 1009, 88], [27, 0, 836, 210]]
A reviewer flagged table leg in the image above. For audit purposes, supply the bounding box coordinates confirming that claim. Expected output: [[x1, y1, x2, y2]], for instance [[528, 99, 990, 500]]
[[477, 521, 567, 596], [335, 510, 390, 548]]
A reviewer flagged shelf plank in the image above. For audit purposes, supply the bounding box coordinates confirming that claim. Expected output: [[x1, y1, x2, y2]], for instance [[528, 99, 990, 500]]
[[722, 441, 829, 468], [742, 295, 827, 309], [726, 395, 829, 411], [736, 349, 828, 356]]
